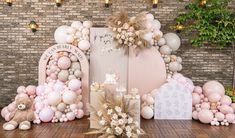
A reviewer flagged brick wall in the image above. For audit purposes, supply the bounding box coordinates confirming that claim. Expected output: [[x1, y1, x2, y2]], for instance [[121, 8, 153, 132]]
[[0, 0, 234, 107]]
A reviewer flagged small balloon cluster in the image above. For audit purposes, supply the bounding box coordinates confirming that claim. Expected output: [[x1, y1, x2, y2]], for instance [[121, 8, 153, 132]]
[[192, 81, 235, 126], [140, 73, 194, 119], [1, 85, 37, 121], [54, 21, 93, 58], [34, 51, 84, 124]]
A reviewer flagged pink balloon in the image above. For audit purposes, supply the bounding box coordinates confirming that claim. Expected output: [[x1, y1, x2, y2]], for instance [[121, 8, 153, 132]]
[[50, 65, 58, 73], [208, 93, 221, 102], [203, 81, 225, 97], [220, 105, 234, 114], [68, 79, 81, 91], [192, 111, 198, 120], [76, 109, 84, 119], [194, 86, 202, 94], [220, 95, 232, 105], [226, 113, 235, 123], [39, 107, 54, 122], [50, 73, 57, 80], [75, 89, 82, 95], [70, 104, 78, 110], [215, 112, 225, 121], [35, 102, 44, 110], [7, 103, 16, 112], [17, 86, 26, 94], [58, 56, 71, 70], [53, 81, 64, 92], [192, 93, 201, 106], [66, 112, 76, 121], [198, 109, 214, 124], [201, 102, 210, 110], [36, 85, 45, 96], [26, 85, 36, 96], [1, 107, 9, 118], [15, 93, 29, 101]]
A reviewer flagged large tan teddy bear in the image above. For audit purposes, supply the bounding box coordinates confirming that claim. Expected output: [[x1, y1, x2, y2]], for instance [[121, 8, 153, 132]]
[[3, 95, 35, 131]]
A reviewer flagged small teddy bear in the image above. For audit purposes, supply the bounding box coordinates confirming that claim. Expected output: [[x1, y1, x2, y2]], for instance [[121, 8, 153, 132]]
[[3, 95, 35, 131]]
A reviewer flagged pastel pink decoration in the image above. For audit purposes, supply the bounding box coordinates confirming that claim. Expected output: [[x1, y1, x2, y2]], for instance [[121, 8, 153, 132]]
[[226, 113, 235, 123], [50, 73, 57, 80], [192, 111, 198, 120], [39, 107, 54, 122], [7, 103, 16, 112], [35, 102, 44, 110], [15, 93, 29, 100], [50, 65, 58, 72], [75, 89, 82, 95], [62, 91, 77, 104], [215, 112, 225, 121], [76, 109, 84, 119], [26, 85, 36, 96], [53, 81, 64, 92], [198, 109, 214, 124], [203, 81, 225, 97], [68, 79, 81, 91], [219, 105, 234, 114], [17, 86, 26, 94], [220, 95, 232, 105], [201, 102, 210, 110], [192, 93, 201, 106], [36, 85, 45, 96], [47, 92, 62, 106], [66, 112, 76, 121], [194, 86, 202, 94], [128, 46, 166, 96], [58, 56, 71, 70], [208, 93, 221, 102], [5, 113, 13, 122], [70, 104, 78, 110]]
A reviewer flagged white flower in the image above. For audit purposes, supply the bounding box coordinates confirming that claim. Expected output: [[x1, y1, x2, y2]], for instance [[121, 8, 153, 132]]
[[97, 110, 103, 117], [118, 119, 124, 125], [127, 117, 133, 124], [103, 104, 108, 109], [106, 128, 111, 134], [121, 113, 127, 118], [112, 113, 118, 120], [99, 119, 106, 126], [107, 109, 113, 115], [115, 106, 122, 113], [126, 131, 132, 138], [115, 127, 123, 135], [125, 126, 132, 132], [111, 120, 118, 127]]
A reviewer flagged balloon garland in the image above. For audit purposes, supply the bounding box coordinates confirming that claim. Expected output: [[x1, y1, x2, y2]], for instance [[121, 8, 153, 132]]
[[54, 21, 93, 58]]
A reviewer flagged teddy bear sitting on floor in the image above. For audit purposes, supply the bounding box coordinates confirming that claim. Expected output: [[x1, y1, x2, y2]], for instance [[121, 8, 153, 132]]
[[3, 95, 35, 131]]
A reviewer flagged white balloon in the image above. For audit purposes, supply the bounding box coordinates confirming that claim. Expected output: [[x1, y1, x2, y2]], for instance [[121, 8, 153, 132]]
[[82, 28, 89, 35], [71, 21, 83, 30], [47, 92, 61, 106], [67, 27, 76, 34], [152, 19, 161, 30], [163, 33, 181, 51], [83, 21, 93, 28], [160, 45, 172, 55], [143, 32, 153, 42], [153, 30, 163, 38], [78, 40, 91, 51], [146, 96, 154, 105], [75, 32, 82, 39], [146, 13, 154, 21], [158, 38, 166, 46], [54, 26, 70, 44], [169, 61, 179, 72], [63, 91, 77, 104], [141, 106, 154, 119], [66, 35, 74, 43]]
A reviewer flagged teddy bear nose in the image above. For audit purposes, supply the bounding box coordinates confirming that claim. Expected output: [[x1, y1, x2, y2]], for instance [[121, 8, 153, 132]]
[[18, 104, 26, 110]]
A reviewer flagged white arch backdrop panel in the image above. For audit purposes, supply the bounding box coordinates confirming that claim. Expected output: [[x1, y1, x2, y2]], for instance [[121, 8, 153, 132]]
[[38, 44, 89, 114]]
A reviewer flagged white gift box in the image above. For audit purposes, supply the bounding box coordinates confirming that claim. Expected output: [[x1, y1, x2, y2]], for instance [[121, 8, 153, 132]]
[[154, 80, 192, 120]]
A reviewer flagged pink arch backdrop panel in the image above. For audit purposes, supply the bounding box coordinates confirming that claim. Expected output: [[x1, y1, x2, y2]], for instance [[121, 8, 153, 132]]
[[38, 44, 89, 115], [128, 47, 167, 96]]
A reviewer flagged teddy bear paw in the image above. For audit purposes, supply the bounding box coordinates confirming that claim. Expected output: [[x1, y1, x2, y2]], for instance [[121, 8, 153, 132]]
[[19, 121, 31, 130], [3, 122, 17, 131]]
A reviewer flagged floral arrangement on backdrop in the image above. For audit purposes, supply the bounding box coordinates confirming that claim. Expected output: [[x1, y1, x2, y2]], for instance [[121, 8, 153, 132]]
[[87, 91, 145, 138]]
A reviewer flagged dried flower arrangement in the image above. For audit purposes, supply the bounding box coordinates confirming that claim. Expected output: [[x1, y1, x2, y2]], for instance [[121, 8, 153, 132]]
[[86, 91, 145, 138]]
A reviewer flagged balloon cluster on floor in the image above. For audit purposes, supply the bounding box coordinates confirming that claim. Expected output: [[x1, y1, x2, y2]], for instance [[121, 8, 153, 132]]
[[54, 21, 93, 58], [34, 51, 84, 124], [192, 81, 235, 126]]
